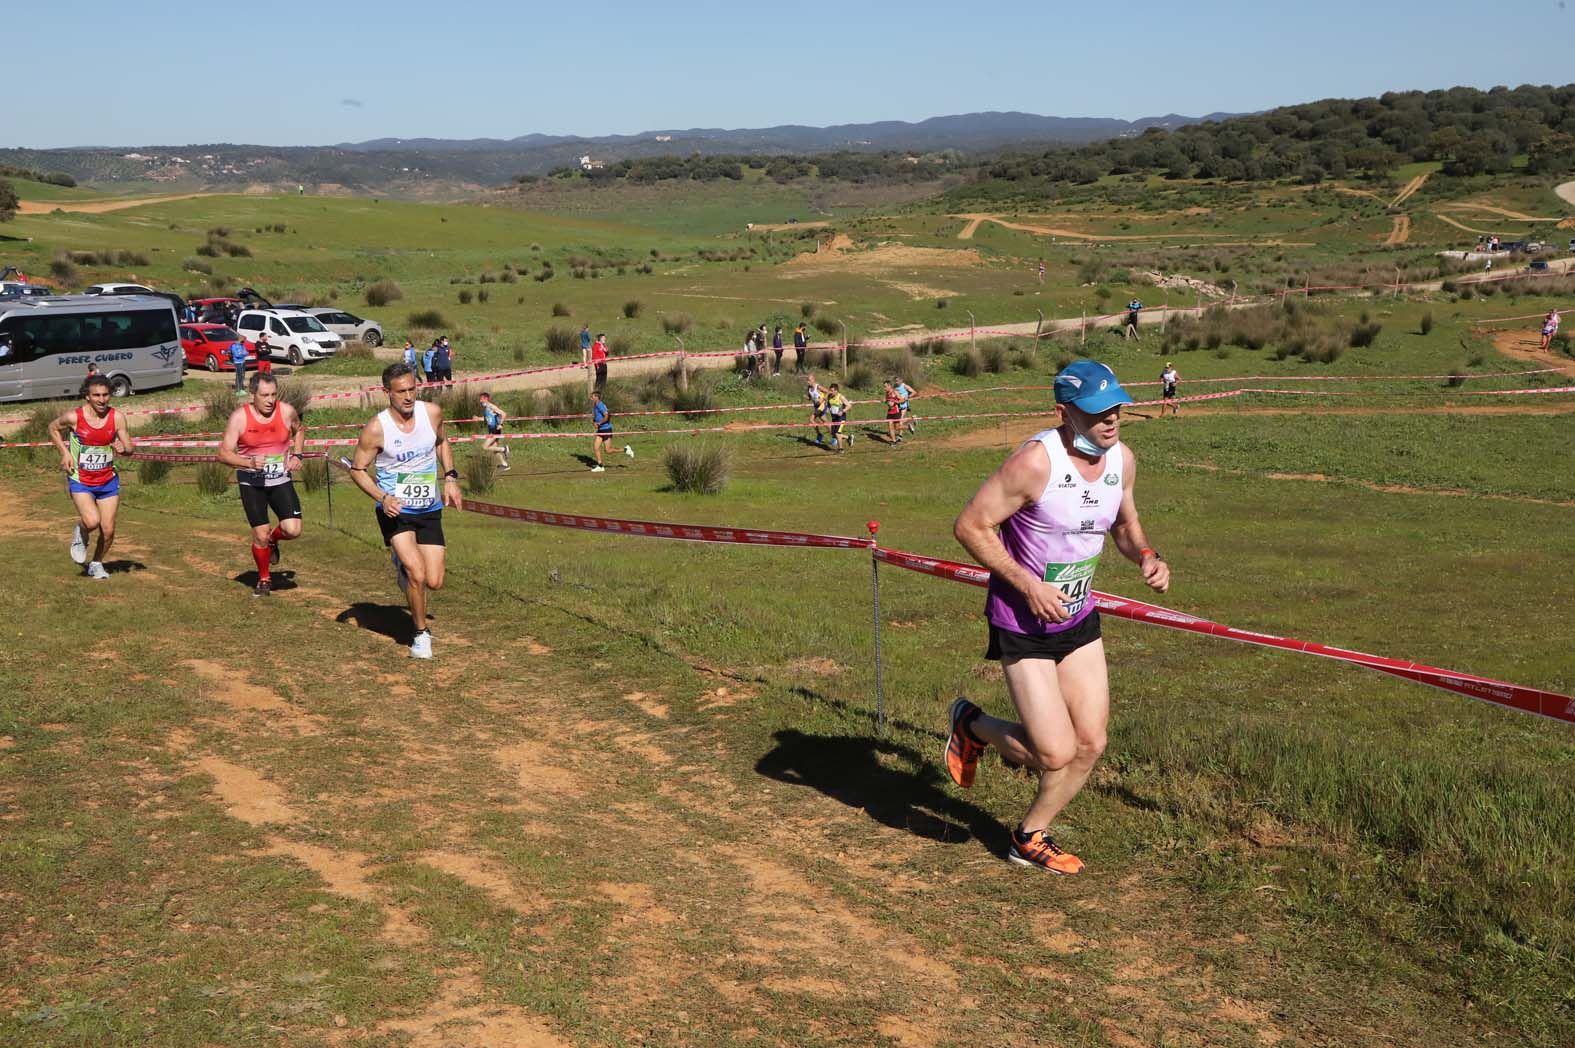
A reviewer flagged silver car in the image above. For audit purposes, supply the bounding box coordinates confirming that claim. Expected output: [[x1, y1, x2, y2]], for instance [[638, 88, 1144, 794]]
[[305, 307, 383, 347]]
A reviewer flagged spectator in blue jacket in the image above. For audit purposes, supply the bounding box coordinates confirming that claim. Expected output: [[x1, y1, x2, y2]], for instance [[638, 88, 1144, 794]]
[[228, 337, 250, 393], [422, 340, 439, 383]]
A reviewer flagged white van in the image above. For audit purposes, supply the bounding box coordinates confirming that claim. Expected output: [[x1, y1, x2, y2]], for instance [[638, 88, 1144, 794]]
[[0, 295, 183, 401], [234, 308, 342, 365]]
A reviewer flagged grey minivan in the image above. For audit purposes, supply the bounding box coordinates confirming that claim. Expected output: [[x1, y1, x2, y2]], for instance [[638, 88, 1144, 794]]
[[0, 295, 183, 401]]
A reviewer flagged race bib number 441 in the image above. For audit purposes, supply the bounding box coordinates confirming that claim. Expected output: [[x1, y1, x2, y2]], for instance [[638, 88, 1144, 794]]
[[395, 469, 438, 508], [1043, 554, 1100, 618]]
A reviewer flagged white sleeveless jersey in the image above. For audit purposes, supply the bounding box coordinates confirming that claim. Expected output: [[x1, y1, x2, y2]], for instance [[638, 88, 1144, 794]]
[[374, 405, 440, 515]]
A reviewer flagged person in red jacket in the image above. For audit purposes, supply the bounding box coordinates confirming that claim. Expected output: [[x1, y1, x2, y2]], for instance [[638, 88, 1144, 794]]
[[590, 332, 609, 391]]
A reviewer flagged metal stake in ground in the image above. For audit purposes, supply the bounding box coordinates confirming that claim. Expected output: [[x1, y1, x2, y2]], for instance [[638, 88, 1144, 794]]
[[867, 520, 886, 736]]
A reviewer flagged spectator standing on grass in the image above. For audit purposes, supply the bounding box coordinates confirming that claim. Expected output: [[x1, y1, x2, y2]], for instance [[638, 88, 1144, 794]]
[[1161, 362, 1180, 418], [793, 322, 808, 373], [1125, 298, 1143, 340], [1540, 309, 1561, 353], [772, 325, 785, 375], [590, 332, 609, 391], [742, 331, 758, 379], [431, 338, 453, 384], [401, 338, 419, 377], [946, 359, 1170, 875], [580, 324, 592, 360], [422, 340, 438, 383], [229, 334, 249, 393], [589, 391, 633, 472]]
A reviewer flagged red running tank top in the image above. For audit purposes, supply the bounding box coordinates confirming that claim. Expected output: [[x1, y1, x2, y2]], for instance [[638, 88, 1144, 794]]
[[70, 406, 118, 487], [236, 404, 291, 487]]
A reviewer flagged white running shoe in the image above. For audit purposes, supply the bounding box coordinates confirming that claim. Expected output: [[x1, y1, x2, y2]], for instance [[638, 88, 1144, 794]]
[[409, 630, 433, 659], [624, 444, 635, 459], [590, 465, 606, 473], [391, 550, 409, 596], [69, 524, 88, 565], [85, 562, 109, 580]]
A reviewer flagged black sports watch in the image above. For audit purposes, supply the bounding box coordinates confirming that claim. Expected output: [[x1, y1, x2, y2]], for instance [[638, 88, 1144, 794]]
[[444, 469, 460, 480]]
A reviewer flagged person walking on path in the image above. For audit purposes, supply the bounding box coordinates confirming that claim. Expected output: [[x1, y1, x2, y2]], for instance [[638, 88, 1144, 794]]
[[590, 333, 609, 391], [422, 340, 439, 385], [825, 383, 852, 451], [216, 372, 307, 597], [1539, 309, 1561, 353], [228, 334, 250, 393], [772, 325, 785, 376], [1125, 298, 1143, 340], [793, 323, 808, 373], [1160, 362, 1180, 418], [46, 375, 135, 580], [883, 381, 905, 445], [1038, 260, 1046, 283], [946, 359, 1170, 874], [346, 362, 463, 659], [479, 391, 510, 471], [805, 373, 827, 446], [589, 391, 633, 472]]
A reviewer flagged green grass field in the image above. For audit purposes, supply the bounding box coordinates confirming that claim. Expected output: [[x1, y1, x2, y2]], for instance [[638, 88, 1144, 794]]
[[2, 173, 1574, 1047]]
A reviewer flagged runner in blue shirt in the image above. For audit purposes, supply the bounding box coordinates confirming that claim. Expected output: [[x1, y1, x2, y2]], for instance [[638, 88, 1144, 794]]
[[478, 391, 510, 471], [589, 391, 633, 473]]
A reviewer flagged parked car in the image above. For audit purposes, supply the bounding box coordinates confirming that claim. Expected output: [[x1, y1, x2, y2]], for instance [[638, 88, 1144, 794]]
[[304, 307, 383, 346], [83, 282, 157, 296], [179, 323, 255, 372], [233, 308, 341, 365], [0, 284, 53, 299]]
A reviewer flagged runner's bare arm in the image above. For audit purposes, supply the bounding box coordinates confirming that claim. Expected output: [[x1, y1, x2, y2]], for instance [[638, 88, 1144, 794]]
[[285, 405, 305, 470], [431, 402, 463, 510], [46, 410, 75, 470], [954, 441, 1072, 622], [115, 411, 135, 455], [215, 408, 255, 470], [349, 418, 400, 515], [1110, 446, 1169, 593]]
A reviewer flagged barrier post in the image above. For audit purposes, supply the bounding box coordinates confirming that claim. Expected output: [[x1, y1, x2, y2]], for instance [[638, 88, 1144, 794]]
[[324, 450, 334, 530], [1033, 309, 1044, 355], [1162, 294, 1169, 332], [838, 320, 848, 380], [866, 521, 885, 736], [1080, 307, 1087, 348], [673, 335, 687, 393], [967, 310, 976, 354], [1394, 267, 1401, 300]]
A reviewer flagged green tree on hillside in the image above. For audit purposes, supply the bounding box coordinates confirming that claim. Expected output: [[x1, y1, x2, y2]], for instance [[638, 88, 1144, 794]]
[[0, 179, 18, 222]]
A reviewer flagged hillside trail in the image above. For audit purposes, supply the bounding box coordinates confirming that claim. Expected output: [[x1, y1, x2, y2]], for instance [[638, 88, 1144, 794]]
[[1488, 328, 1575, 376], [1383, 214, 1411, 246], [0, 475, 1322, 1048], [1439, 201, 1562, 222], [1555, 180, 1575, 209], [15, 192, 220, 215], [1389, 172, 1430, 208]]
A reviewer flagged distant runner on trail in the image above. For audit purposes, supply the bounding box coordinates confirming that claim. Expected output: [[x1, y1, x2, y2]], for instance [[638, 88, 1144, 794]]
[[46, 375, 135, 581], [948, 360, 1170, 874], [589, 390, 634, 473], [883, 380, 905, 445], [1160, 362, 1180, 418], [805, 373, 827, 446], [1539, 309, 1561, 353], [1125, 298, 1143, 340], [479, 391, 510, 471], [217, 372, 306, 597], [894, 378, 917, 434], [826, 383, 852, 451], [347, 363, 463, 660]]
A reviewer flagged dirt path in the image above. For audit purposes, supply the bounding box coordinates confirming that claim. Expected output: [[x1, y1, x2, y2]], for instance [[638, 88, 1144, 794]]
[[1390, 171, 1430, 208], [1383, 214, 1411, 246], [1555, 181, 1575, 209], [1486, 329, 1575, 376], [1440, 202, 1561, 222], [16, 192, 221, 215], [955, 214, 987, 239]]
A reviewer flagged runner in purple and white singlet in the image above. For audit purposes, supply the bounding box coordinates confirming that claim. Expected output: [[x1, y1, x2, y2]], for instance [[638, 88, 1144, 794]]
[[947, 359, 1171, 874]]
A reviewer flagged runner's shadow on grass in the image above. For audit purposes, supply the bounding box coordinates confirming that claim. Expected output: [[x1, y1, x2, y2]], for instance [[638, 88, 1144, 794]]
[[231, 570, 298, 592], [755, 728, 1010, 855], [103, 560, 147, 575], [335, 602, 422, 645]]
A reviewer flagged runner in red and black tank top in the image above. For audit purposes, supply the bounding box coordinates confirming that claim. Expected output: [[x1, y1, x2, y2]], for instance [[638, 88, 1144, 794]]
[[218, 373, 307, 597]]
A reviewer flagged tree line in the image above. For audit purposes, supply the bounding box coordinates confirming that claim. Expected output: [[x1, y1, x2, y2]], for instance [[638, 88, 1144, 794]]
[[526, 150, 963, 185]]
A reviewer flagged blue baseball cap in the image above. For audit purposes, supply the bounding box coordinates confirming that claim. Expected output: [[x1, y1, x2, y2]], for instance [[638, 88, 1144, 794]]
[[1054, 360, 1132, 414]]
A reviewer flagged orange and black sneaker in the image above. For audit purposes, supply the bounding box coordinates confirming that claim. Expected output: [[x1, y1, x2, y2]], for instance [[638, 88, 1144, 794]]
[[944, 697, 987, 789], [1008, 827, 1084, 875]]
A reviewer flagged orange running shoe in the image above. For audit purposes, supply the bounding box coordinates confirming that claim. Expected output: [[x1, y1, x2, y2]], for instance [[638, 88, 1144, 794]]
[[944, 697, 987, 789], [1008, 828, 1084, 875]]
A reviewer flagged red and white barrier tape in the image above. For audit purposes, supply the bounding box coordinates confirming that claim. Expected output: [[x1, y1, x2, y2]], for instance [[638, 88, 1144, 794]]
[[871, 548, 1572, 724]]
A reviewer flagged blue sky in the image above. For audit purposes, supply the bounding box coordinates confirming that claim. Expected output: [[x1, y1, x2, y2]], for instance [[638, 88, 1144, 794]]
[[9, 0, 1573, 148]]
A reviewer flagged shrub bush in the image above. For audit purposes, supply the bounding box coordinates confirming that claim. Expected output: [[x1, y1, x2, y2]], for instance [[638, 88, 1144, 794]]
[[672, 383, 715, 418], [665, 443, 731, 495], [195, 462, 230, 496], [608, 335, 634, 356], [462, 449, 496, 495], [953, 349, 984, 378], [846, 362, 877, 391], [935, 298, 948, 309], [183, 258, 214, 274], [551, 302, 571, 317], [298, 458, 328, 492], [908, 337, 949, 357], [534, 268, 554, 282], [477, 288, 489, 304], [622, 299, 643, 319], [1419, 311, 1434, 336], [202, 388, 237, 425], [544, 326, 579, 354], [407, 309, 448, 329], [981, 344, 1008, 373], [224, 242, 252, 258], [801, 302, 818, 318], [366, 280, 403, 307], [275, 380, 312, 418], [49, 255, 78, 281], [661, 313, 693, 335], [136, 458, 172, 485], [457, 289, 473, 304], [1348, 320, 1382, 348], [812, 315, 840, 337]]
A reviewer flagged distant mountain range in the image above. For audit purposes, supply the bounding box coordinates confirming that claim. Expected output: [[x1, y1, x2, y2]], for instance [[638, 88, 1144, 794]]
[[0, 110, 1237, 193]]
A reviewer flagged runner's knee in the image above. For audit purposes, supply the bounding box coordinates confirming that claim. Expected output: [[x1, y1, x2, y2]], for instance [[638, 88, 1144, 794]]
[[1075, 731, 1107, 765], [280, 519, 303, 539], [1029, 738, 1078, 772], [424, 568, 445, 591]]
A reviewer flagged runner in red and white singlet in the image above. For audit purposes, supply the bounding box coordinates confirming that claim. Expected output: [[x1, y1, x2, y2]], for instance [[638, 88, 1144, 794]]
[[45, 375, 135, 580]]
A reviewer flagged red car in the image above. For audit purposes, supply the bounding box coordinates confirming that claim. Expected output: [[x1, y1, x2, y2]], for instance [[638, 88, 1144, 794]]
[[179, 323, 256, 372]]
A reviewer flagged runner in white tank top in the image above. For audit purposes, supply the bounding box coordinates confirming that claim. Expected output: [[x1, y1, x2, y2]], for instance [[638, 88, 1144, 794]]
[[347, 362, 463, 659], [948, 360, 1171, 875]]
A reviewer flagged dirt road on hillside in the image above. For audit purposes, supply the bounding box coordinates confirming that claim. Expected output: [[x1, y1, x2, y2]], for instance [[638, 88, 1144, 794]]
[[16, 193, 219, 215], [1390, 172, 1430, 208], [1555, 181, 1575, 208], [1383, 214, 1411, 246]]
